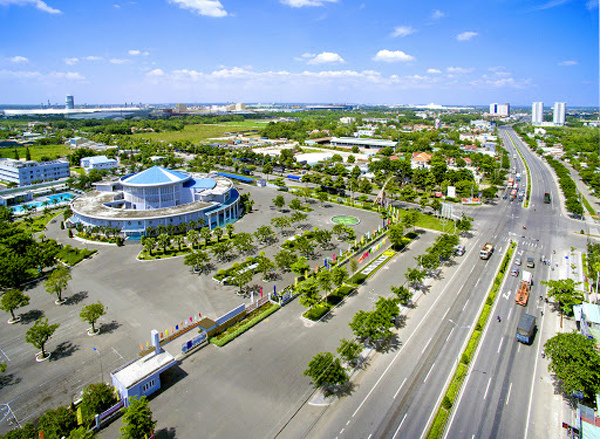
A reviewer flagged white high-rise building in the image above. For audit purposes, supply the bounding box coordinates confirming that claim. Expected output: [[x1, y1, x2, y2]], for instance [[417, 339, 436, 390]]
[[532, 102, 544, 125], [65, 95, 74, 110], [553, 102, 566, 126], [489, 103, 510, 117]]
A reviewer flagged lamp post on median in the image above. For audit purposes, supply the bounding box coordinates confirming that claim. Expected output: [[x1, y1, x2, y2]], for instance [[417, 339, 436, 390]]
[[449, 319, 471, 381], [93, 347, 103, 384]]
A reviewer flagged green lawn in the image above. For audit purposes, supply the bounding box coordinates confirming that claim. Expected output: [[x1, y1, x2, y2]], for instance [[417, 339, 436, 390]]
[[132, 122, 262, 143], [0, 144, 70, 161], [15, 209, 65, 234]]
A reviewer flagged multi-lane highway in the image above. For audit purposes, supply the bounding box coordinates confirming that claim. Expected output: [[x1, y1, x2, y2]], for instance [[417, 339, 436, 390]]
[[279, 125, 582, 439], [444, 125, 570, 439]]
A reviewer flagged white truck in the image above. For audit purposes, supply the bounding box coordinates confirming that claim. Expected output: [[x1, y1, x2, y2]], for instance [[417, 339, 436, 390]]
[[480, 243, 494, 260]]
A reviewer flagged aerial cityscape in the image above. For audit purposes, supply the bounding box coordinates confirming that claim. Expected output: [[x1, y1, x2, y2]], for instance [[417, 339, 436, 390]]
[[0, 0, 599, 439]]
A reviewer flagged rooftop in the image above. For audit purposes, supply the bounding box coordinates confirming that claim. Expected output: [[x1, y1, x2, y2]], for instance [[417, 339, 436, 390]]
[[121, 166, 190, 186], [112, 350, 176, 389]]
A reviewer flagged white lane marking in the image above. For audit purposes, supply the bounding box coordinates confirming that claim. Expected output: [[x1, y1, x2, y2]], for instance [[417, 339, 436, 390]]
[[367, 435, 372, 439], [340, 428, 344, 434], [446, 327, 455, 343], [112, 346, 125, 360], [394, 377, 408, 399], [346, 420, 350, 426], [352, 260, 466, 418], [469, 265, 476, 275], [484, 377, 493, 400], [424, 363, 436, 383], [392, 413, 409, 439], [506, 382, 513, 405], [498, 338, 504, 354], [508, 308, 513, 321], [0, 348, 11, 362], [463, 299, 470, 311], [474, 279, 480, 288], [503, 289, 511, 300], [422, 337, 433, 354]]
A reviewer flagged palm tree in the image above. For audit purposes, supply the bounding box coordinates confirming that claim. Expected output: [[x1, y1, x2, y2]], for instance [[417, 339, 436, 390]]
[[186, 229, 200, 250], [156, 233, 171, 254], [143, 237, 156, 256], [173, 235, 185, 251], [213, 227, 223, 243], [225, 223, 235, 238], [200, 228, 211, 246]]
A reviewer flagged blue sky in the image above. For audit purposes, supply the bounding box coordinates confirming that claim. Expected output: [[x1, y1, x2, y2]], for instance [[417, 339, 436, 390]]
[[0, 0, 598, 106]]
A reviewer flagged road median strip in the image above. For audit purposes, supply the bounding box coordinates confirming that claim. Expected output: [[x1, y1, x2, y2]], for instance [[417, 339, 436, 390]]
[[425, 240, 516, 439]]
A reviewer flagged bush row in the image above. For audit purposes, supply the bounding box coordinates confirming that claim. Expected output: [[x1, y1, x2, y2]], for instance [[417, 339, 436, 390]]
[[546, 156, 584, 215], [210, 302, 280, 347]]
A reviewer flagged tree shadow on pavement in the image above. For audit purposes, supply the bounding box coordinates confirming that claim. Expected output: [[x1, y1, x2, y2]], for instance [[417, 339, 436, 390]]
[[155, 427, 177, 439], [64, 291, 88, 306], [19, 309, 44, 324], [394, 314, 408, 329], [50, 341, 79, 361], [327, 382, 356, 399], [0, 374, 21, 390], [377, 335, 401, 354], [98, 320, 121, 334]]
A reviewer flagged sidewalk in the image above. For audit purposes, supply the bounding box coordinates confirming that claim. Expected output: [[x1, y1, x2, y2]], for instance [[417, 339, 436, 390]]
[[530, 249, 581, 439]]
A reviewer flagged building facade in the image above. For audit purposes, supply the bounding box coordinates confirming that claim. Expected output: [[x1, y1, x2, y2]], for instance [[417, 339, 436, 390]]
[[532, 102, 544, 125], [66, 95, 74, 110], [69, 166, 241, 237], [80, 155, 118, 171], [0, 158, 70, 186], [489, 103, 510, 117], [553, 102, 566, 126]]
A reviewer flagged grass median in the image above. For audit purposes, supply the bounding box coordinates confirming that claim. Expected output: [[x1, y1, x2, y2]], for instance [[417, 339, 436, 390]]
[[425, 240, 516, 439], [210, 302, 280, 347]]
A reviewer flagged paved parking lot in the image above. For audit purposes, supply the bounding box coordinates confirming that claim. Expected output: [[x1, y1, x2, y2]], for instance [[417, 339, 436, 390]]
[[0, 183, 383, 432]]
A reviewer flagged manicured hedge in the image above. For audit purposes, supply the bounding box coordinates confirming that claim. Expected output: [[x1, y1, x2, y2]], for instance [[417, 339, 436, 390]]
[[210, 303, 279, 347]]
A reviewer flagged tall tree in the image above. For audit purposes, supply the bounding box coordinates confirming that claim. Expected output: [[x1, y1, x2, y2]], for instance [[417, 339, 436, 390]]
[[225, 223, 235, 238], [143, 237, 156, 256], [156, 233, 171, 253], [303, 352, 349, 391], [200, 227, 211, 246], [330, 266, 349, 289], [391, 285, 413, 306], [186, 229, 200, 250], [545, 332, 600, 400], [272, 195, 285, 211], [184, 250, 210, 274], [0, 289, 30, 323], [119, 396, 156, 439], [213, 227, 224, 243], [39, 406, 77, 439], [405, 267, 425, 291], [80, 302, 107, 335], [25, 317, 59, 360], [337, 338, 363, 367], [297, 277, 321, 308], [81, 382, 117, 422], [44, 267, 71, 304], [542, 278, 584, 318], [387, 223, 406, 249]]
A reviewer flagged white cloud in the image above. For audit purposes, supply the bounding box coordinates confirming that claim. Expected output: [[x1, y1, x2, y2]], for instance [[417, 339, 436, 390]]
[[168, 0, 228, 17], [0, 0, 61, 13], [84, 56, 103, 61], [372, 49, 415, 63], [431, 9, 445, 20], [427, 68, 442, 74], [535, 0, 570, 10], [147, 69, 165, 77], [48, 71, 85, 81], [306, 52, 345, 64], [10, 56, 28, 63], [128, 50, 149, 56], [110, 58, 129, 64], [64, 57, 79, 65], [0, 69, 41, 79], [0, 69, 85, 83], [558, 60, 578, 66], [447, 66, 474, 73], [587, 0, 599, 9], [280, 0, 337, 6], [457, 31, 478, 41], [391, 26, 416, 38]]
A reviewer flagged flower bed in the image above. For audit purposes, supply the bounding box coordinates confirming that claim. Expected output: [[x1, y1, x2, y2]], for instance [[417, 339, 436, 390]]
[[210, 302, 280, 347]]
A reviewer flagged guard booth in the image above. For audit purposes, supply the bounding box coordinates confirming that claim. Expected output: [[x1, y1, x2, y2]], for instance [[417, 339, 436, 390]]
[[111, 330, 177, 406]]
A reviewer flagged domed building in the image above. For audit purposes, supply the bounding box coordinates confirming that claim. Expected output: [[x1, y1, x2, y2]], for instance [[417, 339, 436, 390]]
[[69, 166, 241, 237]]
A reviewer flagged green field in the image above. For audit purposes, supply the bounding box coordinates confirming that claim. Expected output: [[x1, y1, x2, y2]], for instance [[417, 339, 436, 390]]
[[133, 121, 263, 143], [0, 144, 70, 161]]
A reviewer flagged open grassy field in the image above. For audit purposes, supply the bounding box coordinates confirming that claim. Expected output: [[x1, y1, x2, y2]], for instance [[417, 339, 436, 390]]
[[133, 121, 263, 143], [0, 144, 70, 161]]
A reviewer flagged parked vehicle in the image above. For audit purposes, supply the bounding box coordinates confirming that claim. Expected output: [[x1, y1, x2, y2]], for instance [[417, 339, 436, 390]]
[[510, 267, 519, 277], [544, 193, 551, 204], [515, 257, 522, 266], [516, 313, 536, 344], [522, 270, 533, 285], [480, 243, 494, 260], [527, 257, 535, 268], [455, 245, 466, 256]]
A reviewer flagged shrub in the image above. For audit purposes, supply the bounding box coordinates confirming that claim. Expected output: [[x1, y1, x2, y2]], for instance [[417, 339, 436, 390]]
[[303, 303, 331, 321], [441, 396, 452, 410]]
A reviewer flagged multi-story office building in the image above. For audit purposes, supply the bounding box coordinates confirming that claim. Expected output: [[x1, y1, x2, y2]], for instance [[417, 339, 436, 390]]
[[65, 95, 74, 110], [553, 102, 566, 126], [532, 102, 544, 125], [0, 158, 70, 186], [489, 103, 510, 117]]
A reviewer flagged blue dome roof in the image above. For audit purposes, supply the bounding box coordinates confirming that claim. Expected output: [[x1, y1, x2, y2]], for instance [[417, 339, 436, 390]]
[[121, 166, 190, 186]]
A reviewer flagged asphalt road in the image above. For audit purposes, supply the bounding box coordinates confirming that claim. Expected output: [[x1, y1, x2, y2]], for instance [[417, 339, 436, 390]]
[[444, 125, 582, 439]]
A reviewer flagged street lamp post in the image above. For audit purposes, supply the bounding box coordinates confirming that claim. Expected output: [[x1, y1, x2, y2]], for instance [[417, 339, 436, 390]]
[[93, 347, 103, 383], [449, 319, 471, 381]]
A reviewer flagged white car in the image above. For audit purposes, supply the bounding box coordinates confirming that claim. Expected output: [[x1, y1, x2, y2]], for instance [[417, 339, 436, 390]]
[[515, 258, 522, 266]]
